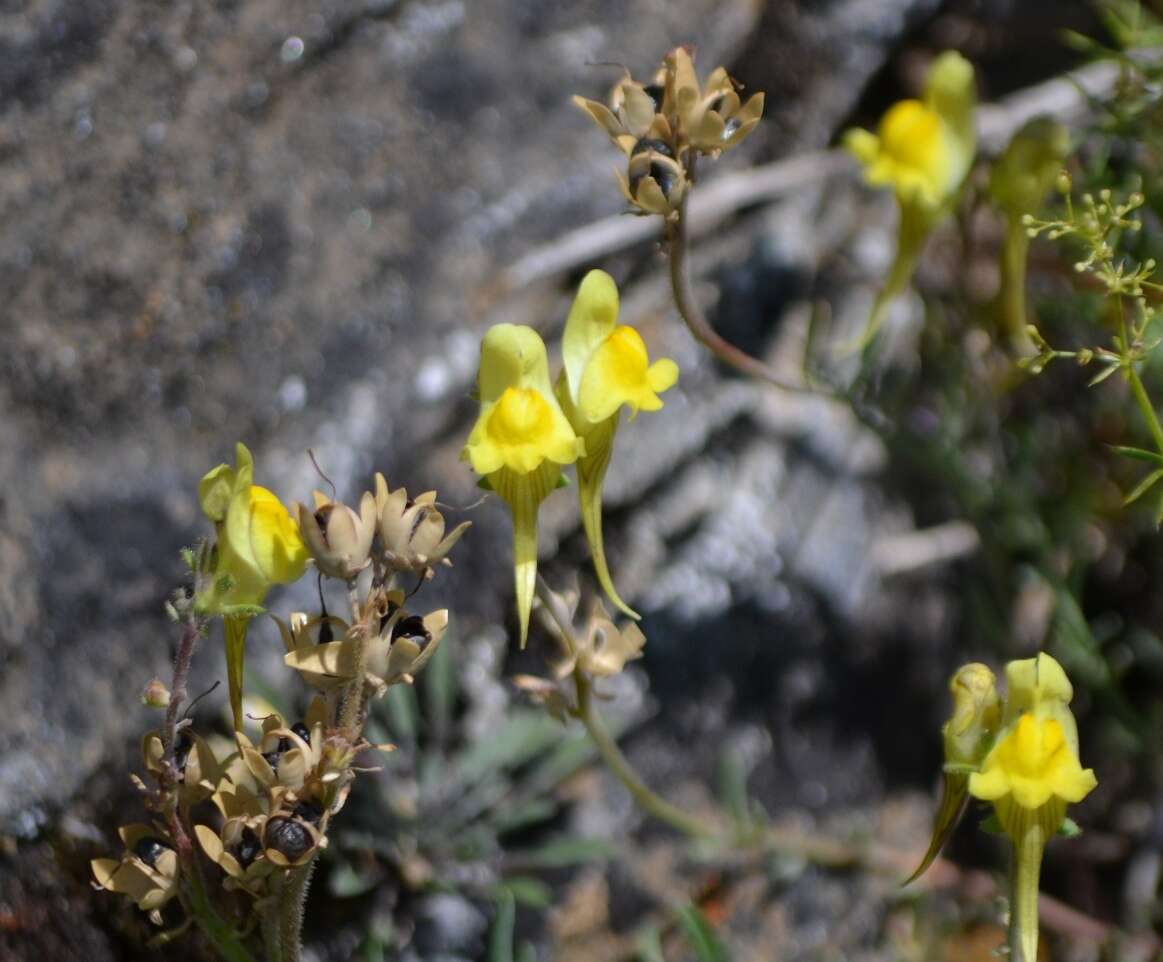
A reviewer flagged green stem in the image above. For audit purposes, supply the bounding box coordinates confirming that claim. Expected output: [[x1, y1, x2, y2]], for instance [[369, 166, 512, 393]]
[[573, 669, 715, 839], [186, 868, 259, 962], [1128, 363, 1163, 455], [665, 171, 809, 393]]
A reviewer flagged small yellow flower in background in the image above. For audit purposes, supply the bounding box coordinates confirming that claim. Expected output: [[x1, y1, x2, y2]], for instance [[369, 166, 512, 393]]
[[843, 51, 976, 348], [199, 442, 309, 731], [557, 270, 678, 618], [906, 662, 999, 884], [967, 653, 1096, 962], [462, 324, 584, 647], [988, 117, 1071, 351]]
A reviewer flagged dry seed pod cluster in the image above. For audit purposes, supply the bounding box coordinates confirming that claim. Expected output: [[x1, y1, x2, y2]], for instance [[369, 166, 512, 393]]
[[574, 46, 763, 217], [92, 462, 467, 948]]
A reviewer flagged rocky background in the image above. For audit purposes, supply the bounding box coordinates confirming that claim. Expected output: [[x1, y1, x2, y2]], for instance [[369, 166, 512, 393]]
[[0, 1, 1136, 960]]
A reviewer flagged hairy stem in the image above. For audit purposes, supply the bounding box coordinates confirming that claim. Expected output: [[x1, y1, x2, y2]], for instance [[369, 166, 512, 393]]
[[339, 583, 367, 734], [278, 860, 316, 962], [162, 614, 202, 761]]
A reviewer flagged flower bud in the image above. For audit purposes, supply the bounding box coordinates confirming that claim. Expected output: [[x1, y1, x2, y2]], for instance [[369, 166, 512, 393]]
[[141, 679, 171, 708]]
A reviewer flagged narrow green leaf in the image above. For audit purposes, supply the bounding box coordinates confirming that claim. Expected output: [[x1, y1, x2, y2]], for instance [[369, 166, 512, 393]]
[[1110, 445, 1163, 466], [506, 836, 617, 869], [715, 748, 752, 826], [383, 681, 419, 741], [498, 876, 553, 908], [675, 905, 728, 962], [1057, 817, 1082, 838], [1123, 466, 1163, 505], [450, 709, 562, 790], [634, 927, 666, 962], [492, 798, 559, 835], [423, 616, 456, 747], [487, 890, 516, 962]]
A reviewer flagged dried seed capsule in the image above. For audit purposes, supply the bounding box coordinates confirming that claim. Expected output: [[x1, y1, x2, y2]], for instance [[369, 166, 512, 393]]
[[132, 836, 172, 869], [293, 799, 324, 825], [391, 614, 429, 642], [236, 827, 263, 869], [265, 816, 313, 863], [630, 136, 674, 159]]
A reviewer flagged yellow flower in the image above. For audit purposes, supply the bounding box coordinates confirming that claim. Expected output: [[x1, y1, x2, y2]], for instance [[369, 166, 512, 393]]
[[968, 653, 1096, 962], [557, 270, 678, 618], [201, 443, 309, 607], [845, 51, 975, 211], [842, 51, 976, 348], [970, 713, 1095, 815], [462, 324, 584, 647], [199, 443, 309, 731], [906, 662, 999, 884]]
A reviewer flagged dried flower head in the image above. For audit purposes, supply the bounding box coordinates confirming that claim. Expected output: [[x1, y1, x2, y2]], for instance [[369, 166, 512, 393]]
[[373, 473, 470, 577], [296, 490, 378, 581], [91, 824, 180, 923], [668, 47, 763, 156], [617, 137, 688, 217], [282, 594, 449, 694]]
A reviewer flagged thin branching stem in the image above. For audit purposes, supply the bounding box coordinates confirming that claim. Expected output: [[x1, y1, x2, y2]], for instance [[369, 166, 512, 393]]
[[666, 199, 804, 392], [162, 614, 203, 761]]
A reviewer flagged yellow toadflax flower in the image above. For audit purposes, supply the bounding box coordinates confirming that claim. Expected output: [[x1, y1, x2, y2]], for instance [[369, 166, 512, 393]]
[[906, 662, 999, 884], [968, 653, 1097, 962], [199, 442, 309, 731], [462, 324, 584, 647], [556, 270, 678, 618], [843, 51, 976, 348]]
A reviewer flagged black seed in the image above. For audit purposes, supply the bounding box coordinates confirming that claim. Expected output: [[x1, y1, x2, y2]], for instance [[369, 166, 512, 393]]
[[722, 117, 741, 139], [391, 614, 428, 641], [293, 799, 324, 825], [643, 83, 664, 112], [629, 159, 680, 200], [265, 817, 313, 862], [132, 836, 171, 868], [262, 751, 281, 770], [379, 600, 401, 635], [173, 732, 192, 775], [631, 137, 673, 159], [318, 619, 334, 644], [291, 722, 311, 745], [236, 827, 262, 869]]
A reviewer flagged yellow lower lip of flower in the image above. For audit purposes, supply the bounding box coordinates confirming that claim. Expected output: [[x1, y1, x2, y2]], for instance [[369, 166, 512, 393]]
[[578, 326, 678, 423], [969, 714, 1097, 811], [467, 386, 580, 476]]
